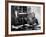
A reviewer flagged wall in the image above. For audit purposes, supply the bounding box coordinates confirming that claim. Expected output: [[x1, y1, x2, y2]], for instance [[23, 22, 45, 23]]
[[0, 0, 46, 37]]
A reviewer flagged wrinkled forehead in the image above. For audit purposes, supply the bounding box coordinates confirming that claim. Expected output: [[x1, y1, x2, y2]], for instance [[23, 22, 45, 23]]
[[28, 12, 35, 15], [28, 13, 31, 15]]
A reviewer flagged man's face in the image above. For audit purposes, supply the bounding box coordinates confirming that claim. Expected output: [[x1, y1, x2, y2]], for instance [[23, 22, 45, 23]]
[[27, 13, 33, 22], [27, 12, 35, 23], [28, 12, 35, 18], [31, 12, 35, 18]]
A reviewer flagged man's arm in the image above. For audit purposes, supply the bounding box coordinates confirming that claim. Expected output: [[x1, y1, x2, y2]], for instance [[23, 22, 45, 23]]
[[35, 19, 39, 25]]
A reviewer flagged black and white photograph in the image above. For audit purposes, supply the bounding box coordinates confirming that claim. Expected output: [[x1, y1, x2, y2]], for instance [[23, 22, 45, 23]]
[[7, 2, 44, 35], [11, 6, 40, 31]]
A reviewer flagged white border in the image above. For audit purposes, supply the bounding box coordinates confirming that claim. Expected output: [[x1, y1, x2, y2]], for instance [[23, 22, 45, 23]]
[[8, 3, 43, 34]]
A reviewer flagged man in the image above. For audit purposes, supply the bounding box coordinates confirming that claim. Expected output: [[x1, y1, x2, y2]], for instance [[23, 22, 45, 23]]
[[27, 12, 39, 30], [27, 12, 39, 25]]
